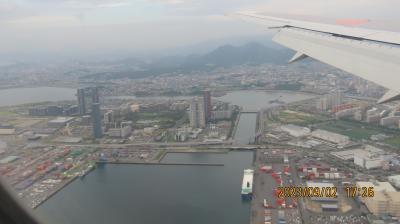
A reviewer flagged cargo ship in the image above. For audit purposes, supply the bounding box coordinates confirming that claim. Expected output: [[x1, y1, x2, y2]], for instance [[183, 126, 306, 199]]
[[241, 169, 254, 200]]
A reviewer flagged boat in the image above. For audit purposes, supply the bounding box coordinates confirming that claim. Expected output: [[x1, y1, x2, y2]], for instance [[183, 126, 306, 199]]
[[241, 169, 254, 200], [79, 164, 95, 179]]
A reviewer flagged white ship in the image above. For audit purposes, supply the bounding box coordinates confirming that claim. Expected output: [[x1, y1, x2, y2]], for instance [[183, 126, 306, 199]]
[[241, 169, 254, 200]]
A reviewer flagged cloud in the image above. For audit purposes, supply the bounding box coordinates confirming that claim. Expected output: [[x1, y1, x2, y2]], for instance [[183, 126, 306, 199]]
[[0, 0, 399, 60], [5, 15, 80, 28], [96, 2, 131, 8], [243, 0, 400, 20], [151, 0, 184, 4]]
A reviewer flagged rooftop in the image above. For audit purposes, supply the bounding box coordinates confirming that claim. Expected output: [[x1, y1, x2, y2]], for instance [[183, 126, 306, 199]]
[[356, 181, 396, 192], [48, 117, 75, 123], [0, 156, 19, 164]]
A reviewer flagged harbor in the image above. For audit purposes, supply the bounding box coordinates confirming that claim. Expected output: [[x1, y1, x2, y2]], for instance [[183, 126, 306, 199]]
[[36, 151, 254, 224]]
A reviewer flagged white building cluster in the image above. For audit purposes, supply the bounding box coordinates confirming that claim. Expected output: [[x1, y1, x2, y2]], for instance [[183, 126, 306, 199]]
[[316, 91, 343, 111], [331, 145, 388, 170]]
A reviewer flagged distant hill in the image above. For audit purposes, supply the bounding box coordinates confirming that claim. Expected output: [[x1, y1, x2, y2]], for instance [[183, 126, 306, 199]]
[[181, 42, 292, 69], [81, 42, 293, 80]]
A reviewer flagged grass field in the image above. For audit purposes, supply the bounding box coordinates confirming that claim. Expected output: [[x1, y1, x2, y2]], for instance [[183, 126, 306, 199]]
[[384, 136, 400, 148], [126, 111, 187, 128], [0, 110, 17, 116], [318, 120, 384, 140], [278, 110, 328, 126]]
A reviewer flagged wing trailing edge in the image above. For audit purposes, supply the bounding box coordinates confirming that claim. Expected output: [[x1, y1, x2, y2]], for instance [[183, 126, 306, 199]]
[[232, 12, 400, 103]]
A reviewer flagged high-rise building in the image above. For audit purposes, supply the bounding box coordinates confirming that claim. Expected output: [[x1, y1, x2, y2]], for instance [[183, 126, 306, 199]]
[[92, 103, 102, 138], [77, 88, 86, 115], [92, 87, 99, 104], [203, 90, 211, 122], [189, 98, 206, 128], [77, 87, 100, 115]]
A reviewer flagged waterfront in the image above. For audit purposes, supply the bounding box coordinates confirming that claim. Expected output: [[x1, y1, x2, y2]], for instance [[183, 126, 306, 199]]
[[0, 87, 76, 107], [220, 90, 315, 145], [36, 151, 253, 224], [0, 87, 314, 108], [216, 90, 315, 111]]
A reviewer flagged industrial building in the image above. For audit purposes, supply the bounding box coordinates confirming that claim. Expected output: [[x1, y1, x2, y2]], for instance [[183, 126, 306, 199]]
[[356, 181, 396, 193], [380, 116, 400, 127], [306, 182, 338, 202], [280, 124, 311, 137], [47, 117, 75, 128], [364, 191, 400, 217], [0, 156, 19, 164], [0, 128, 15, 135], [310, 129, 350, 146], [354, 152, 385, 170], [331, 145, 386, 169]]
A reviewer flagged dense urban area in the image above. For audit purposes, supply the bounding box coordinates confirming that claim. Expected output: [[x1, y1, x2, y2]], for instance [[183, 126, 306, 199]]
[[0, 47, 400, 224]]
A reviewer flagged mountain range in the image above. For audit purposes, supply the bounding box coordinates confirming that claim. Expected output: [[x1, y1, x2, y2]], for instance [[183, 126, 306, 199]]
[[82, 42, 293, 80]]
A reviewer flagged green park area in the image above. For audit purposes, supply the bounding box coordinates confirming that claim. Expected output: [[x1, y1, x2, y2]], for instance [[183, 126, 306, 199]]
[[277, 110, 329, 126], [384, 136, 400, 149], [126, 111, 188, 128], [318, 120, 397, 141]]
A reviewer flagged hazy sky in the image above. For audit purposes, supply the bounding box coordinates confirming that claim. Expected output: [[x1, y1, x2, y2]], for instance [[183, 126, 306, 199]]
[[0, 0, 399, 59]]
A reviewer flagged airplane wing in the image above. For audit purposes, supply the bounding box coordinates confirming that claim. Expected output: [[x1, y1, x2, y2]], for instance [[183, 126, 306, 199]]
[[232, 12, 400, 103]]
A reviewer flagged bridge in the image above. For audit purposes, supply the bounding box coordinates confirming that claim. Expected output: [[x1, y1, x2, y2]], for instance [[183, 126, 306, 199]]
[[241, 110, 259, 113]]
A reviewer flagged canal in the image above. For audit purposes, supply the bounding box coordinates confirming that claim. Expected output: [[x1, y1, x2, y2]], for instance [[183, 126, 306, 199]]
[[217, 90, 315, 145]]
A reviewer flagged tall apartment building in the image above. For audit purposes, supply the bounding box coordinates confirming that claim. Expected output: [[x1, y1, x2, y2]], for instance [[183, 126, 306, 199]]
[[91, 103, 103, 139], [189, 98, 206, 128], [203, 91, 212, 122], [316, 91, 343, 111], [77, 87, 100, 115]]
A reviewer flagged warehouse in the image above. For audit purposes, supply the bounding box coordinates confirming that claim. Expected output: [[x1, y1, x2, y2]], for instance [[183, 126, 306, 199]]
[[280, 124, 311, 137], [364, 191, 400, 217], [0, 156, 19, 164], [306, 182, 338, 202], [310, 129, 349, 146], [47, 117, 75, 128]]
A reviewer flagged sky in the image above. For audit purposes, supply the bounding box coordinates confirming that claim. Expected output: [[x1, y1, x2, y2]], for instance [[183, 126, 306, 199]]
[[0, 0, 399, 60]]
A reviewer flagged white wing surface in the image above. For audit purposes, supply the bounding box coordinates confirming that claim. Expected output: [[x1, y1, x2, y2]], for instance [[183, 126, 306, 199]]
[[233, 12, 400, 103]]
